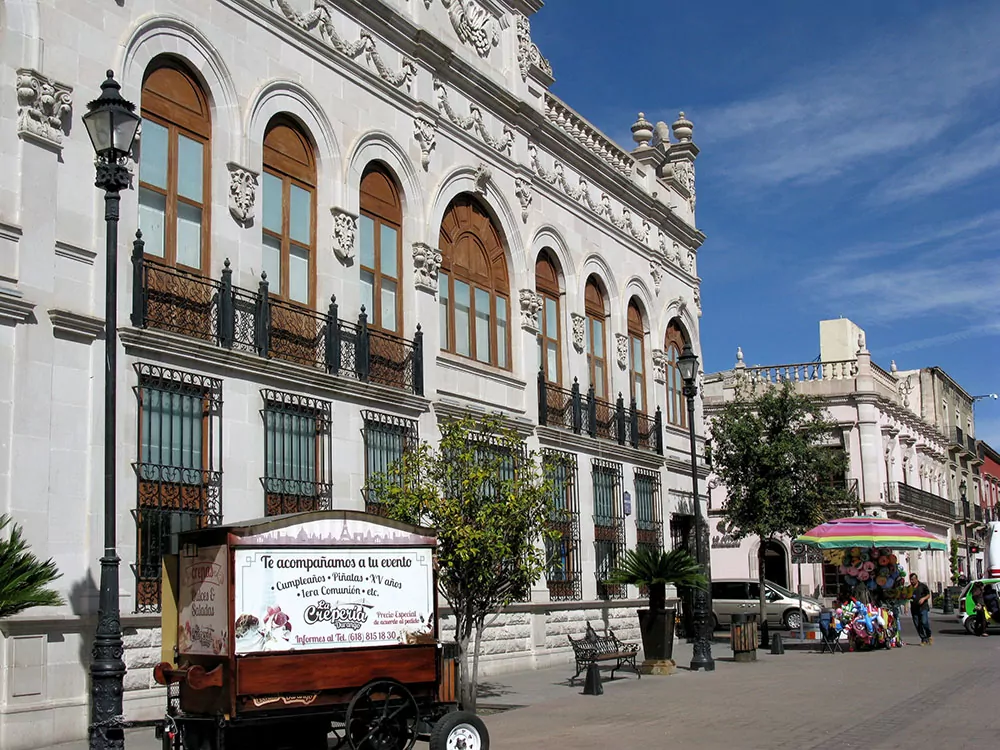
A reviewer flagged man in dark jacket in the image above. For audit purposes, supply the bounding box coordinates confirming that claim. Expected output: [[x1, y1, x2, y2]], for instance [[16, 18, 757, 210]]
[[909, 573, 932, 645]]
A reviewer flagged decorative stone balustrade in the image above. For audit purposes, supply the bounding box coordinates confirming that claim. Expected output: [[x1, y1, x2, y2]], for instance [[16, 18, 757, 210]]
[[745, 360, 858, 383], [543, 93, 635, 177]]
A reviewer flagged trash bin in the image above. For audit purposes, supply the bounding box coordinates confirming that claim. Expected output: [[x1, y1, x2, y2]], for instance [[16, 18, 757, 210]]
[[731, 613, 758, 662]]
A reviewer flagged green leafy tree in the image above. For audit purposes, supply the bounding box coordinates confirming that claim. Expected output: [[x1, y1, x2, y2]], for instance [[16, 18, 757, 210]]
[[709, 381, 856, 645], [610, 547, 706, 611], [0, 514, 63, 618], [368, 415, 554, 711]]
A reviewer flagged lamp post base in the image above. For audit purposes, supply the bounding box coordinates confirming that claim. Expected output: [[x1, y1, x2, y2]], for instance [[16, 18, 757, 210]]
[[689, 587, 715, 672], [89, 553, 126, 750]]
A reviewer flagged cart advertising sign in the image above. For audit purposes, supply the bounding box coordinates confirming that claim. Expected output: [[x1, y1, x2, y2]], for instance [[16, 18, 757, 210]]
[[178, 545, 230, 656], [233, 546, 435, 654]]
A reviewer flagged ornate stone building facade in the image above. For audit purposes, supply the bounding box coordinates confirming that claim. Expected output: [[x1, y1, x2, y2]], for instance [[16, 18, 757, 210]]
[[0, 1, 706, 747], [704, 319, 986, 601]]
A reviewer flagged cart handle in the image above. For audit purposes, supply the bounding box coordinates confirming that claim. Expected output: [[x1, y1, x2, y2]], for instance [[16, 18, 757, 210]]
[[153, 662, 224, 690]]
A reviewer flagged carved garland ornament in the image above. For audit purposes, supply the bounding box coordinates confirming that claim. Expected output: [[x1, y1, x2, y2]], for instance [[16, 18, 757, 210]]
[[649, 261, 664, 294], [615, 333, 628, 370], [227, 163, 259, 225], [529, 143, 649, 244], [516, 14, 553, 80], [16, 69, 72, 148], [414, 118, 436, 170], [672, 160, 696, 212], [434, 79, 514, 156], [269, 0, 416, 91], [515, 178, 532, 223], [652, 349, 667, 384]]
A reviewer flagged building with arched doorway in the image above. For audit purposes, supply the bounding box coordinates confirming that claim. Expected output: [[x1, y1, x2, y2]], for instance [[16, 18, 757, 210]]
[[0, 1, 706, 746], [703, 319, 984, 601]]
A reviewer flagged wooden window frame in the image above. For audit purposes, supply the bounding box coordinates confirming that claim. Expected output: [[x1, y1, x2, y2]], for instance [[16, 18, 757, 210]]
[[262, 119, 317, 305], [585, 276, 608, 400], [439, 196, 511, 370], [139, 63, 211, 273], [627, 300, 646, 413], [359, 165, 403, 335], [536, 251, 562, 386], [665, 321, 687, 428]]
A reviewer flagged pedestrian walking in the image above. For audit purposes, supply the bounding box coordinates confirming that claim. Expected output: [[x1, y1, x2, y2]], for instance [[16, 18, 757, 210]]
[[909, 573, 932, 645]]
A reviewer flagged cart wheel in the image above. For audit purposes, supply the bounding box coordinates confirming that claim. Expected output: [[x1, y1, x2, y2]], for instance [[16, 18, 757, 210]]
[[428, 712, 489, 750], [346, 679, 419, 750]]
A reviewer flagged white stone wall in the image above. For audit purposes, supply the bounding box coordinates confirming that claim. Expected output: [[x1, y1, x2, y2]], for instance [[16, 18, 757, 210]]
[[0, 1, 706, 747]]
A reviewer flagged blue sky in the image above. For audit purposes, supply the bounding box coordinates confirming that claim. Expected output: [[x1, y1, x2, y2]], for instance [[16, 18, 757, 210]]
[[531, 0, 1000, 445]]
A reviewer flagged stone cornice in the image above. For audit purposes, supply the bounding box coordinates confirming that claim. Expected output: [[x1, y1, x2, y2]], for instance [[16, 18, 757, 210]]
[[47, 308, 105, 342], [0, 288, 36, 326], [118, 327, 431, 417], [535, 425, 666, 470], [433, 398, 535, 437], [664, 455, 710, 479]]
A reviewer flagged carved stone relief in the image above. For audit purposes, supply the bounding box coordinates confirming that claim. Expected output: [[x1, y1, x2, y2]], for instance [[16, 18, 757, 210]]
[[571, 313, 585, 353], [650, 261, 664, 294], [652, 349, 667, 384], [435, 80, 514, 155], [227, 163, 259, 226], [516, 13, 552, 80], [16, 69, 72, 148], [473, 163, 492, 195], [529, 143, 650, 245], [330, 208, 358, 263], [515, 178, 532, 223], [268, 0, 416, 91], [693, 286, 702, 317], [413, 118, 436, 169], [673, 160, 696, 211], [440, 0, 500, 59], [518, 289, 542, 333], [412, 242, 443, 293], [615, 333, 628, 370]]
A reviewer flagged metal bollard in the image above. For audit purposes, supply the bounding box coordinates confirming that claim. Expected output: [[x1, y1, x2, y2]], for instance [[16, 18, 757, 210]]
[[942, 587, 954, 615], [770, 633, 784, 654], [582, 662, 603, 695]]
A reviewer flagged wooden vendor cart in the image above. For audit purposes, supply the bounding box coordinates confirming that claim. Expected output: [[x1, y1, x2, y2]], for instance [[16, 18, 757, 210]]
[[152, 510, 488, 750]]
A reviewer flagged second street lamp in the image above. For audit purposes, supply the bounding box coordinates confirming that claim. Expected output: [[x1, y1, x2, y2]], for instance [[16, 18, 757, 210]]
[[82, 70, 140, 750], [961, 479, 971, 580], [678, 343, 714, 672]]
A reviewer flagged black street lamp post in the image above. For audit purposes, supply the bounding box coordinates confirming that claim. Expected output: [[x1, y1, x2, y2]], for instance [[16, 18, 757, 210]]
[[82, 71, 141, 750], [677, 343, 714, 672]]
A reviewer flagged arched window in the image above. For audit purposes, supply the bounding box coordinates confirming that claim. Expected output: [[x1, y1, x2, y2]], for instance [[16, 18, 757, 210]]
[[262, 117, 316, 304], [138, 61, 211, 271], [359, 165, 402, 334], [665, 320, 687, 428], [439, 196, 510, 369], [536, 251, 562, 385], [585, 276, 608, 400], [627, 300, 646, 412]]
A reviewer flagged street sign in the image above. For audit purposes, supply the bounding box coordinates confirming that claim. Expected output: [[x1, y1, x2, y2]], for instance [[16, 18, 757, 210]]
[[790, 541, 824, 564], [623, 491, 632, 517]]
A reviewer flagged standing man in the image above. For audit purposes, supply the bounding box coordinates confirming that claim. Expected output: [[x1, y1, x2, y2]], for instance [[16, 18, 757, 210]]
[[909, 573, 932, 645]]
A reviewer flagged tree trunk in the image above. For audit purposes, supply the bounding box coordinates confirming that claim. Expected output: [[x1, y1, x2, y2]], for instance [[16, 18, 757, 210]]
[[758, 538, 769, 649], [469, 623, 483, 713], [456, 632, 473, 711]]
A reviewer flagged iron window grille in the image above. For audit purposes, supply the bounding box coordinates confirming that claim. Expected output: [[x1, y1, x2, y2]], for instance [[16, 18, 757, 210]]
[[592, 458, 626, 600], [362, 410, 418, 515], [132, 363, 223, 613], [634, 468, 663, 552], [543, 450, 582, 601], [261, 389, 332, 516]]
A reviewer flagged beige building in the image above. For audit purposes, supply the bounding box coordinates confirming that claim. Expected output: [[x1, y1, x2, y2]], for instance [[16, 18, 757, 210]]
[[704, 319, 985, 601], [0, 1, 708, 747]]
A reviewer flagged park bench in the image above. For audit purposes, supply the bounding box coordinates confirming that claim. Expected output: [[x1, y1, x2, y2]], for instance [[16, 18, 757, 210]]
[[567, 621, 641, 683]]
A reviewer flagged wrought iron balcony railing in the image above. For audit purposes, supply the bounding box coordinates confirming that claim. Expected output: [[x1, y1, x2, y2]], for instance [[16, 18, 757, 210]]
[[884, 481, 955, 519], [537, 374, 663, 454], [131, 246, 423, 396]]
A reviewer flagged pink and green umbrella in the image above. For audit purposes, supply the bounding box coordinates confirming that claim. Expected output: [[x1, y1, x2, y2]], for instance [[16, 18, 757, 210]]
[[795, 517, 947, 552]]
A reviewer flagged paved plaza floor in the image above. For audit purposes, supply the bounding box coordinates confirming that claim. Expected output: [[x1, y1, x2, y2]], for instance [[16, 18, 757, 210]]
[[47, 613, 1000, 750]]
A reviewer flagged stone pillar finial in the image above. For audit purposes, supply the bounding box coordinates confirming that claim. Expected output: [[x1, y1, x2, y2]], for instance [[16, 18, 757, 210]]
[[631, 112, 654, 147], [672, 112, 693, 143], [890, 359, 897, 373], [735, 346, 745, 368]]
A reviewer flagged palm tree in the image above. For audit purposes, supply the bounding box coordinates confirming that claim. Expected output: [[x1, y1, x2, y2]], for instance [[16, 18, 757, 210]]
[[610, 547, 706, 612], [0, 514, 63, 618]]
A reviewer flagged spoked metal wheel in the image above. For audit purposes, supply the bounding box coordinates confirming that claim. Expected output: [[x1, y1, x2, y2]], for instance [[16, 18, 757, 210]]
[[428, 711, 489, 750], [346, 679, 419, 750], [784, 609, 803, 630]]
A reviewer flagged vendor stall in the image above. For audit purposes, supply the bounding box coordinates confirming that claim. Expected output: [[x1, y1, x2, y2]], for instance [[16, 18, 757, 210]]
[[795, 518, 948, 651]]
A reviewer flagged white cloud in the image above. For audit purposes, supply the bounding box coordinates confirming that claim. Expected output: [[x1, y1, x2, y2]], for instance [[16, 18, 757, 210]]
[[880, 323, 1000, 356], [688, 6, 1000, 193]]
